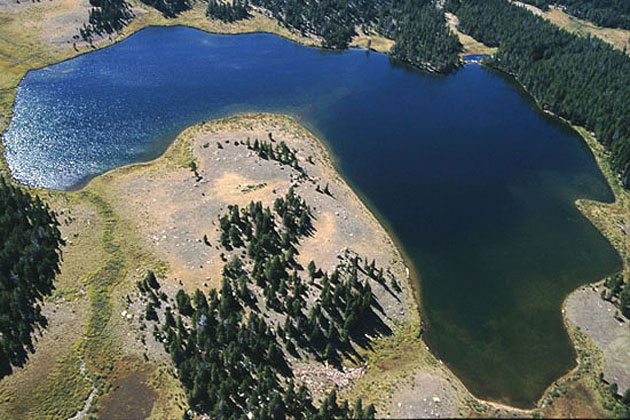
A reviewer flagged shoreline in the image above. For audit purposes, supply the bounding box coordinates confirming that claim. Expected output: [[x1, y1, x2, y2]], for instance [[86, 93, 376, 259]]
[[481, 60, 629, 412], [82, 112, 464, 417], [0, 5, 626, 414], [0, 4, 391, 155]]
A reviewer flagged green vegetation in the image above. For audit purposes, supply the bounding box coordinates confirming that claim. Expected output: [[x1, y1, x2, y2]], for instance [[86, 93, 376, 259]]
[[246, 137, 306, 176], [80, 0, 134, 41], [249, 0, 462, 70], [601, 273, 630, 319], [387, 0, 462, 72], [446, 0, 630, 188], [0, 178, 64, 378], [140, 0, 191, 18], [249, 0, 367, 49], [137, 187, 404, 418], [520, 0, 630, 30], [206, 0, 250, 22]]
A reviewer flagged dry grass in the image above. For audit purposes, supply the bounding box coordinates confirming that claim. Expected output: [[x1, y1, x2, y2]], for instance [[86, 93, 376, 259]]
[[1, 0, 628, 416], [340, 323, 439, 412], [574, 126, 629, 280], [544, 7, 630, 53], [512, 1, 630, 53], [0, 192, 105, 420], [48, 112, 428, 418], [0, 1, 317, 156], [350, 28, 395, 53], [445, 12, 498, 56], [0, 349, 92, 420], [540, 324, 613, 419]]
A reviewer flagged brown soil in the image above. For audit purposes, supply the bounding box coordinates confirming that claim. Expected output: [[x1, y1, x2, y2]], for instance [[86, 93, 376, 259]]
[[98, 365, 157, 420], [565, 286, 630, 393], [82, 113, 472, 417]]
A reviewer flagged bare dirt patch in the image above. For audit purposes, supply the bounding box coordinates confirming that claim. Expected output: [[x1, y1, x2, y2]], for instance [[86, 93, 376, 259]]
[[98, 364, 157, 420], [388, 370, 463, 418], [82, 113, 471, 417], [94, 114, 411, 329], [446, 12, 498, 56], [566, 286, 630, 393]]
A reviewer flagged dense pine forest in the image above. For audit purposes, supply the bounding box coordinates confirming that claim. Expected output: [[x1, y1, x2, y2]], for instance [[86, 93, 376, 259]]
[[519, 0, 630, 30], [136, 187, 402, 418], [247, 0, 461, 70], [447, 0, 630, 188], [0, 178, 64, 378], [386, 0, 461, 72], [206, 0, 250, 22]]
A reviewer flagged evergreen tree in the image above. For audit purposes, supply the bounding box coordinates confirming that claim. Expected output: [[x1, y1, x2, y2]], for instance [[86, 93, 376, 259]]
[[0, 178, 64, 377]]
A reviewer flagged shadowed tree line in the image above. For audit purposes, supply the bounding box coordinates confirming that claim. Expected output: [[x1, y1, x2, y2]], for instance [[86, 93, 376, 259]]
[[0, 177, 64, 378], [80, 0, 134, 42], [81, 0, 462, 72], [247, 0, 462, 70], [138, 188, 404, 419], [447, 0, 630, 188]]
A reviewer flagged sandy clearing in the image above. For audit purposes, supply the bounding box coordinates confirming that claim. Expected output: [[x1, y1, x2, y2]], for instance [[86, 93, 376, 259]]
[[81, 113, 473, 417], [566, 286, 630, 393]]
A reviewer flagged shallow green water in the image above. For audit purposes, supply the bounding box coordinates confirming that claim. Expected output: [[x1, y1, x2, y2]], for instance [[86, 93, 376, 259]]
[[3, 26, 622, 407]]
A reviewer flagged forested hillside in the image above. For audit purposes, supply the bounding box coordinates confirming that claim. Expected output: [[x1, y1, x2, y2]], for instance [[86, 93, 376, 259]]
[[519, 0, 630, 30], [248, 0, 462, 70], [136, 187, 404, 418], [82, 0, 461, 72], [447, 0, 630, 188], [0, 178, 64, 377]]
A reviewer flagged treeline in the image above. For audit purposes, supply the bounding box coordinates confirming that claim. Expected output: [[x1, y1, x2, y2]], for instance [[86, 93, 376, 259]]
[[519, 0, 630, 30], [386, 0, 462, 73], [137, 188, 400, 418], [248, 0, 366, 49], [207, 0, 250, 22], [247, 0, 462, 71], [246, 137, 306, 177], [140, 276, 375, 419], [0, 178, 64, 378], [77, 0, 461, 72], [140, 0, 190, 18], [602, 273, 630, 319], [446, 0, 630, 188], [79, 0, 134, 41]]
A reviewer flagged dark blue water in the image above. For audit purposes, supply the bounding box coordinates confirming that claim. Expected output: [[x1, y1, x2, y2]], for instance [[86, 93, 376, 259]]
[[3, 26, 621, 407]]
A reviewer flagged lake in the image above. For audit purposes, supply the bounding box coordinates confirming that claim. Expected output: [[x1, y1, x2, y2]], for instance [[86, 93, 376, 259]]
[[3, 26, 622, 407]]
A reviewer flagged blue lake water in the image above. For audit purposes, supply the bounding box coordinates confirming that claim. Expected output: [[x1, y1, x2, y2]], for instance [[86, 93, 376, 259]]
[[3, 26, 622, 407]]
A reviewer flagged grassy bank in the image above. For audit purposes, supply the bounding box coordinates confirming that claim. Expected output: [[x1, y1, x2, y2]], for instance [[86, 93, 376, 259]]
[[0, 1, 628, 417], [537, 125, 630, 418], [446, 12, 498, 56], [512, 1, 630, 53], [0, 0, 389, 159], [544, 7, 630, 53]]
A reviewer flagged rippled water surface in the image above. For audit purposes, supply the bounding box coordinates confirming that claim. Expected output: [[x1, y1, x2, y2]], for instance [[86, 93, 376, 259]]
[[3, 26, 622, 407]]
